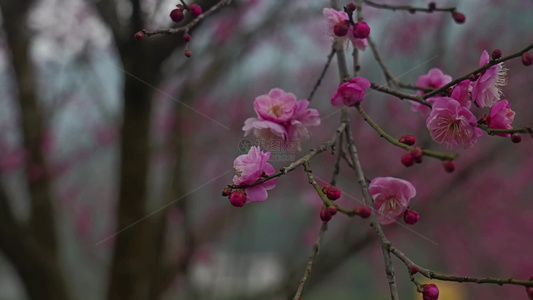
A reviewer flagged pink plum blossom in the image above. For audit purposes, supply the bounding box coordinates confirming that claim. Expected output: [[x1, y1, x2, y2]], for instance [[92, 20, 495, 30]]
[[450, 79, 472, 108], [369, 177, 416, 225], [322, 8, 367, 51], [330, 77, 370, 107], [243, 89, 320, 150], [426, 97, 483, 149], [253, 88, 297, 123], [233, 146, 276, 202], [286, 99, 321, 146], [472, 50, 507, 108], [411, 68, 452, 116], [487, 100, 515, 137]]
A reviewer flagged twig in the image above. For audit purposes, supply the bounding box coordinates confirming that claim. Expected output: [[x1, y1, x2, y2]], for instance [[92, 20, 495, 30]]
[[330, 2, 399, 293], [423, 43, 533, 99], [142, 0, 232, 37], [355, 104, 458, 160], [308, 46, 336, 102], [292, 221, 328, 300], [478, 124, 533, 136], [304, 162, 356, 216], [389, 246, 533, 287], [363, 0, 456, 13], [366, 36, 433, 92], [367, 36, 394, 86], [344, 122, 399, 300], [330, 125, 345, 186], [352, 0, 363, 75], [370, 83, 431, 107]]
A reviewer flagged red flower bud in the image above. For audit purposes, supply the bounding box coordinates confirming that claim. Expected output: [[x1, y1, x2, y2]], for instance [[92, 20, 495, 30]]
[[409, 147, 423, 160], [522, 53, 533, 66], [401, 153, 414, 167], [352, 21, 370, 39], [334, 20, 350, 37], [221, 188, 231, 197], [354, 205, 371, 218], [409, 265, 419, 275], [403, 209, 420, 225], [442, 160, 456, 173], [428, 2, 436, 11], [491, 49, 502, 60], [184, 50, 192, 58], [327, 206, 338, 216], [170, 8, 184, 23], [189, 3, 202, 18], [134, 31, 144, 40], [183, 33, 191, 42], [320, 206, 332, 222], [346, 3, 357, 12], [229, 190, 246, 207], [452, 11, 465, 24], [399, 135, 416, 146], [326, 186, 341, 201], [422, 284, 439, 300], [511, 133, 522, 143]]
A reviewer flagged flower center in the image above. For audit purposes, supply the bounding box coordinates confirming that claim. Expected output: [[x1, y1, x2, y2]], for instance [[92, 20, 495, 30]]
[[271, 104, 283, 117], [385, 196, 400, 210], [447, 120, 461, 134]]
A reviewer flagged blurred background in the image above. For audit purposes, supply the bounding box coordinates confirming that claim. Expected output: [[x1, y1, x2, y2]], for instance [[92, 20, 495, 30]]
[[0, 0, 532, 299]]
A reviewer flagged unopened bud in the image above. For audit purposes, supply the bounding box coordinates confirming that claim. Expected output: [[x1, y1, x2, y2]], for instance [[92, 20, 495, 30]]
[[399, 135, 416, 146], [511, 133, 522, 143], [326, 186, 341, 201], [229, 190, 246, 207], [422, 284, 439, 300], [354, 205, 371, 218], [442, 160, 456, 173], [221, 188, 231, 197], [522, 53, 533, 66], [491, 49, 502, 60], [452, 11, 466, 24], [403, 209, 420, 225], [352, 21, 370, 39]]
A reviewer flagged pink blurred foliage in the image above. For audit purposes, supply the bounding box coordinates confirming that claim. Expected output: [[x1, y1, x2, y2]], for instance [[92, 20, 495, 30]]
[[26, 164, 45, 183], [0, 148, 26, 173]]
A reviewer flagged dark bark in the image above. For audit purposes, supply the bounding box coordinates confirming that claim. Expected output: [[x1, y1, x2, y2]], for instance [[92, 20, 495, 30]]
[[0, 0, 58, 256], [0, 1, 70, 299]]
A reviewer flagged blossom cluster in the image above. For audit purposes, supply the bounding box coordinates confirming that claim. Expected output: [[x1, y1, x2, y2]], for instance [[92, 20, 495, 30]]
[[242, 88, 320, 150], [322, 8, 369, 51], [413, 50, 515, 149]]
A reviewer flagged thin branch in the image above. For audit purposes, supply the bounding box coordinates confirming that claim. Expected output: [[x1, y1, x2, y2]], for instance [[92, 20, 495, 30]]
[[355, 104, 458, 160], [370, 83, 431, 107], [292, 221, 328, 300], [367, 36, 395, 86], [142, 0, 232, 37], [366, 36, 433, 92], [330, 1, 399, 294], [344, 122, 399, 300], [330, 126, 345, 186], [423, 43, 533, 99], [303, 162, 355, 216], [308, 45, 336, 102], [478, 124, 533, 136], [389, 246, 533, 287], [363, 0, 456, 13]]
